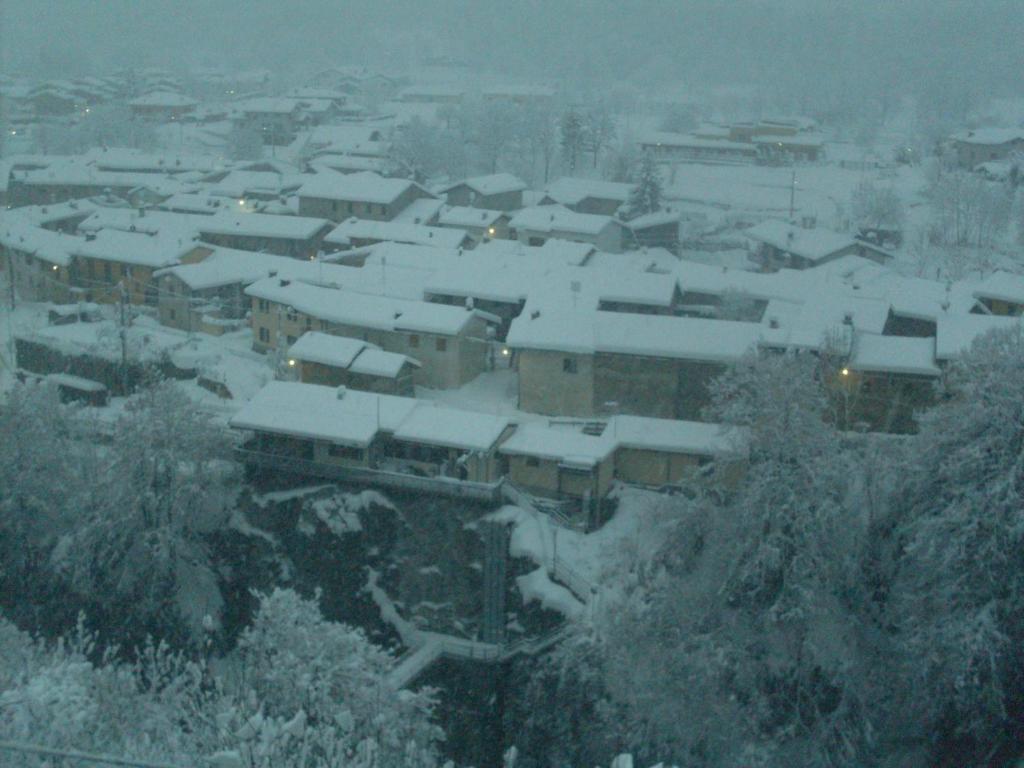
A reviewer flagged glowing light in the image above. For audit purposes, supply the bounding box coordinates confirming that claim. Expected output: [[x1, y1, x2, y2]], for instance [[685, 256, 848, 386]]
[[487, 227, 496, 235], [238, 199, 246, 206], [288, 359, 296, 367], [501, 347, 510, 357], [52, 265, 59, 271], [841, 368, 849, 376]]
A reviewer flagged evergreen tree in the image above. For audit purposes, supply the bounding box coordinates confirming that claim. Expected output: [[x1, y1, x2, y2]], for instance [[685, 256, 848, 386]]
[[622, 154, 662, 220]]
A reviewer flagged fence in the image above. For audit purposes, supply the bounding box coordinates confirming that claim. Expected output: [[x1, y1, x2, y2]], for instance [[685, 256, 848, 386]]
[[235, 447, 504, 503]]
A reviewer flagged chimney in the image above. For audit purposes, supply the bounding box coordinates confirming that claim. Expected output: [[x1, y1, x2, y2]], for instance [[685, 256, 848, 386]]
[[336, 385, 347, 399], [279, 278, 290, 287], [531, 310, 541, 320]]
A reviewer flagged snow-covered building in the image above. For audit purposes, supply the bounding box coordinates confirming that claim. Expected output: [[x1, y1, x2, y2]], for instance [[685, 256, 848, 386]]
[[297, 171, 436, 223], [441, 173, 526, 211], [744, 219, 893, 271], [507, 309, 763, 419], [196, 212, 333, 259], [949, 128, 1024, 169], [246, 277, 497, 389], [539, 178, 634, 217], [128, 91, 199, 121], [434, 206, 511, 243], [323, 218, 471, 251], [286, 331, 420, 396], [508, 205, 626, 253]]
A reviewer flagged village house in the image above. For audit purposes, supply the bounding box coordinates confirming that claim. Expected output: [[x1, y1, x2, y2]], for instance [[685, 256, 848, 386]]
[[297, 171, 436, 223], [6, 163, 189, 207], [639, 132, 759, 164], [506, 309, 762, 419], [230, 381, 509, 485], [70, 228, 208, 305], [235, 97, 304, 145], [744, 219, 893, 271], [397, 85, 465, 104], [971, 271, 1024, 316], [841, 332, 940, 433], [322, 218, 471, 251], [128, 91, 199, 122], [0, 216, 82, 303], [154, 246, 297, 334], [949, 128, 1024, 169], [508, 205, 626, 253], [196, 212, 333, 259], [539, 178, 634, 216], [752, 133, 825, 164], [245, 277, 497, 389], [434, 206, 511, 243], [441, 173, 527, 211], [286, 331, 420, 396], [623, 210, 681, 251]]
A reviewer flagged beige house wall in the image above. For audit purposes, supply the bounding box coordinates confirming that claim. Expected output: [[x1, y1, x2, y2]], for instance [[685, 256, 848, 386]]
[[517, 348, 595, 416]]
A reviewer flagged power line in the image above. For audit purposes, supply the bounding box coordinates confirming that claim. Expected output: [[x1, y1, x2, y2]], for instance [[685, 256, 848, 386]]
[[0, 739, 194, 768]]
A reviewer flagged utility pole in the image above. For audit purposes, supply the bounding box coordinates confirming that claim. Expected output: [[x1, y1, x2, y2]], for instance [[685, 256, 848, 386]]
[[119, 283, 130, 394], [789, 168, 797, 220]]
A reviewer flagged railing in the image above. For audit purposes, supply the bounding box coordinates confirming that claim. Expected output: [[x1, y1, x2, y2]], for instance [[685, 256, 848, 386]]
[[235, 447, 504, 503]]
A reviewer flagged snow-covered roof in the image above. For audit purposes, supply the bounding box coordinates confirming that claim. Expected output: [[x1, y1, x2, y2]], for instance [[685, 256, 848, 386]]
[[129, 90, 198, 108], [0, 215, 82, 266], [436, 206, 505, 229], [325, 218, 468, 249], [230, 381, 416, 448], [499, 421, 616, 466], [443, 173, 526, 196], [348, 347, 419, 377], [155, 246, 298, 290], [245, 277, 491, 336], [849, 333, 940, 377], [972, 271, 1024, 306], [197, 212, 331, 241], [950, 127, 1024, 146], [507, 309, 762, 362], [509, 205, 618, 237], [611, 416, 749, 458], [542, 177, 634, 205], [935, 314, 1023, 360], [639, 132, 758, 152], [288, 331, 375, 368], [208, 170, 303, 199], [744, 220, 858, 263], [297, 170, 428, 204], [238, 97, 302, 115], [72, 229, 198, 268], [393, 406, 509, 452]]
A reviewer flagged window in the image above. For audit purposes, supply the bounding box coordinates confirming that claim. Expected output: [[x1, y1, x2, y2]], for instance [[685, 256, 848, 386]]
[[562, 357, 578, 374], [258, 327, 270, 343], [346, 202, 354, 214], [409, 334, 420, 348], [319, 320, 329, 331], [435, 337, 447, 352], [169, 309, 176, 320], [305, 317, 312, 329], [328, 443, 363, 460], [258, 299, 269, 312], [286, 310, 298, 322], [525, 456, 540, 468], [103, 263, 112, 282]]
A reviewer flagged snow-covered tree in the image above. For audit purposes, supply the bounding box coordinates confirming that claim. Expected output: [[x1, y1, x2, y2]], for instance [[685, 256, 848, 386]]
[[0, 589, 444, 767], [890, 326, 1024, 759], [52, 380, 238, 643], [583, 106, 617, 169], [621, 154, 662, 220], [560, 110, 586, 173], [850, 180, 905, 233]]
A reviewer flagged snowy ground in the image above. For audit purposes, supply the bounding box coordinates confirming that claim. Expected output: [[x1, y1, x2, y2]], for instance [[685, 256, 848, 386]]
[[489, 486, 682, 621]]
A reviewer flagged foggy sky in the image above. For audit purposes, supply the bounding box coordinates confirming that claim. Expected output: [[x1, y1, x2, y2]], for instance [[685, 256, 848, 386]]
[[3, 0, 1024, 107]]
